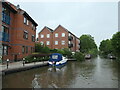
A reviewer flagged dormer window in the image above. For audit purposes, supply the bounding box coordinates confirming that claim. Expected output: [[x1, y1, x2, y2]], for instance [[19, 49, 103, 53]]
[[24, 17, 27, 24], [24, 17, 29, 25]]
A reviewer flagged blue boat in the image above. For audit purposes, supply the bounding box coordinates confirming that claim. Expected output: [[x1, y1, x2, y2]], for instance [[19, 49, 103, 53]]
[[48, 53, 67, 66]]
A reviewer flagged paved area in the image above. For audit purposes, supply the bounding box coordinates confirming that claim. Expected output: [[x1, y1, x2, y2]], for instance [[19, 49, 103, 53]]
[[0, 61, 48, 72]]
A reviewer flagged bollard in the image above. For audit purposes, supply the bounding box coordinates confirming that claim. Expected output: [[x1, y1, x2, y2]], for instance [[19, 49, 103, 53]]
[[7, 59, 9, 69], [34, 57, 36, 64], [23, 58, 25, 66]]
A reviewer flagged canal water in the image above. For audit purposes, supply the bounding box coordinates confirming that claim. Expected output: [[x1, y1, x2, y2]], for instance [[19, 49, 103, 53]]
[[2, 56, 119, 88]]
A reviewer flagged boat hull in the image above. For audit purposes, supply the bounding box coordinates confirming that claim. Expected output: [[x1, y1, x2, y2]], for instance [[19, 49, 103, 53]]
[[48, 60, 67, 67]]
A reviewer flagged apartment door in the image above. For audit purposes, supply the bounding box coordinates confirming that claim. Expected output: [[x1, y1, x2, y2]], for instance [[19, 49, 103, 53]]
[[14, 55, 17, 62]]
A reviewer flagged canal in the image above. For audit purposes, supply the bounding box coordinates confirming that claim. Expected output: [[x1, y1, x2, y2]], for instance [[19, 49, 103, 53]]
[[2, 56, 119, 88]]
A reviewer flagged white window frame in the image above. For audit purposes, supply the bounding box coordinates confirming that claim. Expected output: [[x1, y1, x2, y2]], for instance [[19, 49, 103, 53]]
[[47, 34, 50, 38], [62, 33, 65, 37], [24, 17, 27, 24], [55, 33, 58, 37], [27, 20, 29, 25], [46, 41, 50, 45], [23, 30, 28, 39], [61, 40, 65, 45], [55, 41, 58, 45], [3, 45, 8, 55], [41, 34, 44, 38]]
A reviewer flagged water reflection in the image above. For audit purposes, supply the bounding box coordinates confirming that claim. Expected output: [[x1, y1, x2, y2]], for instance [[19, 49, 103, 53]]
[[2, 56, 119, 88]]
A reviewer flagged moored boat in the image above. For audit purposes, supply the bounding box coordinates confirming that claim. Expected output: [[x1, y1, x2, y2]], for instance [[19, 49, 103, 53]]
[[85, 54, 91, 59], [48, 53, 67, 67]]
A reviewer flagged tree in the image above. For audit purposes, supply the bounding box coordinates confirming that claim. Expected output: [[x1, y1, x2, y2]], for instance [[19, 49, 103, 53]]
[[111, 32, 120, 59], [56, 49, 65, 55], [35, 43, 50, 54], [41, 46, 50, 53], [80, 34, 98, 56], [99, 39, 114, 56], [35, 43, 43, 52], [73, 52, 85, 61], [62, 48, 72, 58]]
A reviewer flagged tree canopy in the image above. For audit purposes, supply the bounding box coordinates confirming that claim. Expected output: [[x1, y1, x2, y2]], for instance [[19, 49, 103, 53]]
[[80, 34, 98, 56], [99, 39, 114, 56], [111, 32, 120, 58]]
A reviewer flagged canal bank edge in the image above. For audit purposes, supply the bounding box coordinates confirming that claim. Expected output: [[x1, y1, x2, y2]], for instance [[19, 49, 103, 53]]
[[2, 62, 49, 75], [1, 60, 76, 76]]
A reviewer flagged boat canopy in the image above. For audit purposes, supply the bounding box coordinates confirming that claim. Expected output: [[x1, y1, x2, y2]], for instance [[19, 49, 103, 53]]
[[49, 53, 62, 62]]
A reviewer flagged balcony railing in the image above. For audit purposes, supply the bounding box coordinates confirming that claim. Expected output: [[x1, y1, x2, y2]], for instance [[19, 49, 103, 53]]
[[0, 32, 10, 42], [2, 13, 11, 25], [68, 43, 73, 48], [68, 36, 73, 41]]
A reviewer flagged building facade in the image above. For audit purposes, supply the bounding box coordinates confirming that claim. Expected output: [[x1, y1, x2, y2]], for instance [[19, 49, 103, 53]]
[[38, 25, 80, 52], [0, 2, 38, 62]]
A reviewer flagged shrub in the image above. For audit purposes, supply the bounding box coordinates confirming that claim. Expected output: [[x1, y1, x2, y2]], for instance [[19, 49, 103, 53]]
[[74, 52, 85, 61], [62, 48, 72, 58], [24, 54, 50, 63], [56, 49, 65, 55], [25, 55, 34, 63], [88, 48, 98, 58]]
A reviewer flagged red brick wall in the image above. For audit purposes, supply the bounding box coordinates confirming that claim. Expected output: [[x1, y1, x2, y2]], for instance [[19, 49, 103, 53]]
[[75, 38, 80, 52], [38, 25, 80, 52], [2, 3, 37, 62], [38, 27, 53, 49], [53, 26, 68, 49]]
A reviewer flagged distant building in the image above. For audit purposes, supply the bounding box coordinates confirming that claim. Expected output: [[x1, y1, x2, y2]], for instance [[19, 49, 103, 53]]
[[0, 1, 38, 62], [37, 25, 80, 52]]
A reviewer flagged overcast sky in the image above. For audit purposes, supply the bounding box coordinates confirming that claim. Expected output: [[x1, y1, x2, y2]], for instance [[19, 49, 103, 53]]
[[10, 1, 118, 46]]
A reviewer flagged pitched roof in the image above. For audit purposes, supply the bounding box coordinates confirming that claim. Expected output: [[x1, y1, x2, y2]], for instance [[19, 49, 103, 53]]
[[38, 26, 53, 34], [55, 25, 79, 39], [3, 1, 38, 26], [46, 26, 54, 32]]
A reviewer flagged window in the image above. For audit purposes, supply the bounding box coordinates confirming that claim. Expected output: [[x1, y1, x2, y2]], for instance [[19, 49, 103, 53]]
[[3, 45, 8, 55], [24, 17, 27, 24], [40, 41, 44, 45], [32, 24, 36, 30], [47, 34, 50, 38], [23, 30, 28, 39], [46, 41, 50, 45], [61, 40, 65, 45], [27, 20, 29, 25], [2, 6, 10, 25], [31, 47, 34, 53], [2, 25, 9, 42], [62, 33, 65, 37], [33, 47, 35, 53], [24, 17, 29, 26], [22, 46, 25, 54], [41, 34, 44, 38], [55, 33, 58, 37], [26, 46, 28, 53], [55, 41, 58, 45], [32, 35, 35, 42]]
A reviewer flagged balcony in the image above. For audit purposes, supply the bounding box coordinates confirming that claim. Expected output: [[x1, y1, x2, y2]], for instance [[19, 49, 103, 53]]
[[68, 36, 73, 41], [68, 43, 73, 48], [2, 13, 11, 25], [0, 32, 10, 42]]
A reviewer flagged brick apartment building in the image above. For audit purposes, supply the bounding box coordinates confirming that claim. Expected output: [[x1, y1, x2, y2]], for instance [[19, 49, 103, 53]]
[[38, 25, 80, 52], [0, 1, 38, 62]]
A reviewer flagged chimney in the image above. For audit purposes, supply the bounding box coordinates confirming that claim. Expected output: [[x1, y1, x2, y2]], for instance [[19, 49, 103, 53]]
[[16, 4, 20, 9]]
